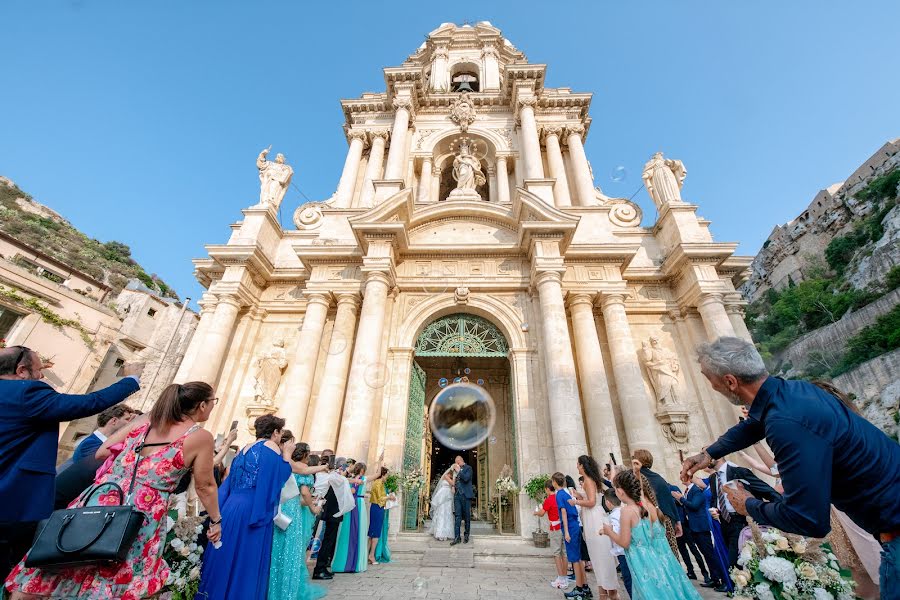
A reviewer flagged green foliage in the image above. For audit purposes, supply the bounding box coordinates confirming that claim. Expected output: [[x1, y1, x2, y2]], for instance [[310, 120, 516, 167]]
[[523, 474, 551, 502], [0, 180, 178, 299], [0, 286, 94, 348], [855, 169, 900, 203], [825, 229, 869, 274], [384, 473, 400, 494], [832, 304, 900, 375]]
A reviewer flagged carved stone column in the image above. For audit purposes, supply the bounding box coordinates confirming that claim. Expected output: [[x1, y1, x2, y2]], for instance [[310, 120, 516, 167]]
[[535, 270, 589, 465], [487, 165, 498, 203], [599, 293, 663, 461], [384, 97, 413, 180], [337, 271, 392, 459], [496, 154, 511, 203], [726, 304, 753, 341], [543, 126, 572, 208], [305, 292, 360, 450], [187, 294, 242, 385], [696, 293, 737, 340], [174, 293, 217, 382], [279, 292, 331, 433], [417, 156, 434, 203], [358, 130, 388, 209], [431, 164, 442, 203], [566, 124, 595, 207], [568, 293, 621, 461], [334, 130, 367, 208], [518, 97, 544, 179]]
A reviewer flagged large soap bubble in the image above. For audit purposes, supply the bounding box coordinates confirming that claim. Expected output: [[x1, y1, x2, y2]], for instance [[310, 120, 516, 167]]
[[429, 382, 495, 450]]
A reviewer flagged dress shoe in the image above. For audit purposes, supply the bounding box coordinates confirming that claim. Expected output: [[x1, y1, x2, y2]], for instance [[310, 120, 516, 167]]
[[450, 538, 462, 546], [715, 584, 729, 593], [687, 572, 697, 580], [703, 575, 712, 585], [463, 536, 469, 544], [312, 571, 333, 580], [700, 580, 719, 588]]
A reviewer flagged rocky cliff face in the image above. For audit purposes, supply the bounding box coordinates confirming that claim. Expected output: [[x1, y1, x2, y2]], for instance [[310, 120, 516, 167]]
[[742, 139, 900, 301]]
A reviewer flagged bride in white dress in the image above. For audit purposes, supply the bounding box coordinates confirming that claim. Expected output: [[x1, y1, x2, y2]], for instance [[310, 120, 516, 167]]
[[429, 467, 456, 541]]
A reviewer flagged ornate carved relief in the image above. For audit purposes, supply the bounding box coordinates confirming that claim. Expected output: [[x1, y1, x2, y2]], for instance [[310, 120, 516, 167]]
[[608, 201, 642, 227], [640, 334, 691, 445], [293, 202, 325, 230], [449, 91, 477, 132]]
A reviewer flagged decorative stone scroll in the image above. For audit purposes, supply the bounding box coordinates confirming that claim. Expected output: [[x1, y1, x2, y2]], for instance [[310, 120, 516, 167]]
[[607, 200, 642, 227], [293, 202, 325, 230]]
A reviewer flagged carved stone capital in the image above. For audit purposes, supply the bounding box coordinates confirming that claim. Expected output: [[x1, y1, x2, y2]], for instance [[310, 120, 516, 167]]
[[541, 125, 564, 141], [364, 270, 393, 288], [392, 96, 414, 113], [481, 44, 499, 59], [697, 292, 725, 309], [517, 96, 538, 110], [432, 165, 442, 177], [599, 292, 628, 310], [368, 129, 390, 142], [567, 292, 596, 310], [532, 269, 563, 288], [566, 124, 586, 140], [432, 46, 449, 60], [347, 129, 368, 145], [335, 292, 361, 311], [725, 304, 745, 316], [304, 291, 333, 309]]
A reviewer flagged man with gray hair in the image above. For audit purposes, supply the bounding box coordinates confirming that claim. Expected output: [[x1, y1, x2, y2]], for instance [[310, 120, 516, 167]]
[[681, 337, 900, 593]]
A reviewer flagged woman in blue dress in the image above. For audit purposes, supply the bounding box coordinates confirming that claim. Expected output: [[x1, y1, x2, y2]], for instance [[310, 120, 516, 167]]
[[332, 462, 368, 573], [269, 442, 327, 600], [199, 415, 293, 600], [599, 469, 702, 600]]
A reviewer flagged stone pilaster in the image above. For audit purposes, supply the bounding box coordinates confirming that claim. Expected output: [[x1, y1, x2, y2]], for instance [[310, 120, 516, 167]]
[[358, 130, 388, 209], [336, 270, 392, 459], [496, 154, 511, 203], [417, 156, 434, 203], [304, 292, 360, 449], [725, 303, 753, 341], [187, 294, 242, 385], [696, 293, 737, 340], [565, 124, 595, 207], [542, 126, 572, 208], [517, 97, 544, 179], [280, 292, 331, 433], [534, 270, 588, 467], [384, 97, 413, 180], [174, 292, 217, 382], [334, 130, 367, 208], [599, 292, 663, 462], [568, 293, 621, 461]]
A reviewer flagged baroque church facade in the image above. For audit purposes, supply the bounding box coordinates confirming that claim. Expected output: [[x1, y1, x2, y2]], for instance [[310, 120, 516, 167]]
[[175, 22, 753, 536]]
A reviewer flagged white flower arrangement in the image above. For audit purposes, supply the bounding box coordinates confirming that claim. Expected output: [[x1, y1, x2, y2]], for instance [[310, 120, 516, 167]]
[[730, 523, 856, 600], [401, 468, 425, 491], [161, 514, 206, 600], [495, 475, 519, 496]]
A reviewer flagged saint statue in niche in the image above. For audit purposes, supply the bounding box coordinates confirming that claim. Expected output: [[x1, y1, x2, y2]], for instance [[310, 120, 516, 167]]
[[640, 335, 681, 408], [252, 338, 288, 406], [448, 138, 485, 201], [256, 146, 294, 210], [641, 151, 687, 208]]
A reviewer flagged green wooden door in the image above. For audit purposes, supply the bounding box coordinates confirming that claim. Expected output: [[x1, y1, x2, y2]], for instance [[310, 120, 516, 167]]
[[402, 361, 426, 531]]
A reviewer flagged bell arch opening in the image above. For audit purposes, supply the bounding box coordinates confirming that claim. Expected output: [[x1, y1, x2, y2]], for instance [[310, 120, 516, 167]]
[[401, 313, 519, 535]]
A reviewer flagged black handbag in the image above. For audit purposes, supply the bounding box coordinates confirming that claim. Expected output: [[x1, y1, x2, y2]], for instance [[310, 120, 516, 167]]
[[24, 428, 151, 569]]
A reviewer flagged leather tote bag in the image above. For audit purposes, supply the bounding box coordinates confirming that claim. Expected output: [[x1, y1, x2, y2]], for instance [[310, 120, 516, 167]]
[[24, 428, 152, 569]]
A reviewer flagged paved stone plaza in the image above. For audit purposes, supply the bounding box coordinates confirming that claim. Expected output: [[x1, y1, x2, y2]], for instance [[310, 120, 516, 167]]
[[316, 534, 720, 599]]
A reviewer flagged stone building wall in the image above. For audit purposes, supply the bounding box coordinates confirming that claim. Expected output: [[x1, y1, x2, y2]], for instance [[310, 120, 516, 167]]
[[833, 347, 900, 440], [784, 287, 900, 372]]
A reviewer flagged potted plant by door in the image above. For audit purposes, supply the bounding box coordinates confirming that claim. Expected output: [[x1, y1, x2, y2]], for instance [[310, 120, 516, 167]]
[[524, 474, 551, 548]]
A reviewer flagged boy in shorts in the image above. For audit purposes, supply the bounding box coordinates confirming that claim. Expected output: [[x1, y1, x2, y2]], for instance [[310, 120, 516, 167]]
[[554, 472, 588, 599], [535, 479, 568, 589]]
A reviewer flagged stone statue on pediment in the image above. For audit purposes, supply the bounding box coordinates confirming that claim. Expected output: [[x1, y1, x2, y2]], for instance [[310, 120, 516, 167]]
[[641, 335, 681, 408], [641, 152, 686, 208], [256, 146, 294, 210], [253, 338, 288, 405]]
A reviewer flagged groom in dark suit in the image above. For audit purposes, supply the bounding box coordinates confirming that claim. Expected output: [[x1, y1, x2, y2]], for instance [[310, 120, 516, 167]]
[[450, 455, 473, 545]]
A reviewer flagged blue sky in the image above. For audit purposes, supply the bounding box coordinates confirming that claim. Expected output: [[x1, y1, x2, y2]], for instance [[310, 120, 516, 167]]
[[2, 1, 898, 304]]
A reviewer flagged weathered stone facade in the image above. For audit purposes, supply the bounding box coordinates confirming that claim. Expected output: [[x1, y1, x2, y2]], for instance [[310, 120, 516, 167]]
[[177, 22, 752, 536]]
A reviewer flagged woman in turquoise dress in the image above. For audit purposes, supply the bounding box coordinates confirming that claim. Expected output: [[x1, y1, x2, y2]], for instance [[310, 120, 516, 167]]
[[269, 442, 328, 600], [332, 462, 368, 573], [599, 469, 702, 600]]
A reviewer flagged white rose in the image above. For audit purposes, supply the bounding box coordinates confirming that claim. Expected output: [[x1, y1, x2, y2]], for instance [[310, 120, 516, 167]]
[[791, 541, 807, 554], [797, 562, 818, 581], [179, 546, 191, 557], [734, 572, 749, 587], [755, 583, 776, 600], [189, 566, 201, 580], [170, 538, 184, 550], [775, 537, 790, 551], [813, 588, 834, 600], [195, 525, 204, 534], [189, 543, 198, 552]]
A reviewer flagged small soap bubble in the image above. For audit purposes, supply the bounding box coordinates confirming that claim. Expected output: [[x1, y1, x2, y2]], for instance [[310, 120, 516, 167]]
[[453, 377, 462, 384], [429, 383, 496, 451], [413, 577, 427, 591], [610, 165, 627, 182], [476, 378, 484, 386], [489, 435, 497, 445], [322, 330, 348, 355], [364, 362, 390, 389], [463, 367, 471, 375], [439, 377, 449, 388]]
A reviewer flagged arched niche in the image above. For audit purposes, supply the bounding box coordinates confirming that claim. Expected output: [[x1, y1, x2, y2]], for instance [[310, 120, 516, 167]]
[[427, 131, 501, 203]]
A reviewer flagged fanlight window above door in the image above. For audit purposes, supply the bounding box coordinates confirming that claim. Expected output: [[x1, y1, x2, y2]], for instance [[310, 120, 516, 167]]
[[415, 313, 508, 357]]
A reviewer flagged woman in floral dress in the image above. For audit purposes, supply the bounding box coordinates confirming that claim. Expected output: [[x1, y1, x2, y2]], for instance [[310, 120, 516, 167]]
[[6, 382, 222, 600]]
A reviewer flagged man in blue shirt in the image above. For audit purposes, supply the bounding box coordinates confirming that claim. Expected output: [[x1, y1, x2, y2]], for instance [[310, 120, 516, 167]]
[[70, 403, 135, 463], [682, 336, 900, 595]]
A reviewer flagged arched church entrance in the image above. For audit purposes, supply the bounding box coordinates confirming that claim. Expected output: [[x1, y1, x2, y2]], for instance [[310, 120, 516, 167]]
[[401, 313, 518, 535]]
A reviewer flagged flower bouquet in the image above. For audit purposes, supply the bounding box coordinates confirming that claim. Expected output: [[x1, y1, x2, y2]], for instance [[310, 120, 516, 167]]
[[730, 521, 856, 600], [401, 468, 424, 491], [495, 475, 519, 496], [159, 514, 206, 600]]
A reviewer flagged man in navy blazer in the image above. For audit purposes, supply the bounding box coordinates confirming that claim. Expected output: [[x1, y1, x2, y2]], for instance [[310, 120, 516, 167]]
[[450, 455, 474, 545], [680, 476, 727, 590], [0, 345, 142, 579]]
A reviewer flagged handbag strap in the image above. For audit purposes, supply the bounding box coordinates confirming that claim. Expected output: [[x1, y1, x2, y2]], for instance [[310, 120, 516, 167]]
[[55, 511, 118, 554]]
